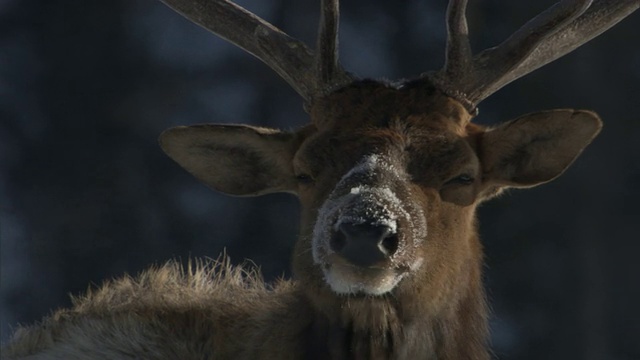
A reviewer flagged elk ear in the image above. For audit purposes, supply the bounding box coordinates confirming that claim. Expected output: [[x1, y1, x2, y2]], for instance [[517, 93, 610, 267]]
[[160, 124, 301, 196], [481, 110, 602, 188]]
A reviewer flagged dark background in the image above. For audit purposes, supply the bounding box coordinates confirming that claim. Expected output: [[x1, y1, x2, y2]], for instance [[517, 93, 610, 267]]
[[0, 1, 638, 359]]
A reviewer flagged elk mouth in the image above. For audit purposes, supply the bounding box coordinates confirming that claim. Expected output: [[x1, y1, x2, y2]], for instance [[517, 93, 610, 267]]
[[321, 253, 410, 296]]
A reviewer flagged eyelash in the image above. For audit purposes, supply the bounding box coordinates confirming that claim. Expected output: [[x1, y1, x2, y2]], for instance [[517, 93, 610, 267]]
[[295, 173, 314, 184], [445, 174, 475, 186]]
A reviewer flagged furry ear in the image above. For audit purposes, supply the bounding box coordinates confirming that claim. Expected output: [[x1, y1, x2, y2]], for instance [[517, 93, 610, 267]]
[[481, 110, 602, 188], [160, 124, 301, 196]]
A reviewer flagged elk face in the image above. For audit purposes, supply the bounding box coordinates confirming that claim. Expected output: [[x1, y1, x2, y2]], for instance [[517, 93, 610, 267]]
[[160, 79, 601, 302], [293, 81, 480, 297]]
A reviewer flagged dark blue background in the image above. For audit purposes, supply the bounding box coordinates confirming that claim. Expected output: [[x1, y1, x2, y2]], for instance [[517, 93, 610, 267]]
[[1, 1, 639, 359]]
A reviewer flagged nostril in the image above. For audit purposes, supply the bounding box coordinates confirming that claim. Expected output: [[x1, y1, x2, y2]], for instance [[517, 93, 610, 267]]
[[333, 222, 399, 266], [379, 234, 399, 256], [330, 231, 347, 252]]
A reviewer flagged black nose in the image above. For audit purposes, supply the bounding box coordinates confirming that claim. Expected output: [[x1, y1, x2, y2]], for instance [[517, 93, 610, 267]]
[[330, 222, 399, 267]]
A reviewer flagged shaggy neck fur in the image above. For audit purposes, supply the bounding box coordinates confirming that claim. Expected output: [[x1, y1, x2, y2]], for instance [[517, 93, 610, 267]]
[[3, 237, 488, 360], [297, 246, 488, 359]]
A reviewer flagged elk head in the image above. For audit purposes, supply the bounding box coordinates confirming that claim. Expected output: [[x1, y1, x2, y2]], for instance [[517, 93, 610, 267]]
[[158, 0, 638, 320]]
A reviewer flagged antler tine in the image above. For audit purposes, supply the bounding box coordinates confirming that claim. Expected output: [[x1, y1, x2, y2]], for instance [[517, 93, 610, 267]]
[[435, 0, 478, 114], [434, 0, 639, 112], [317, 0, 341, 89], [444, 0, 472, 82], [495, 0, 640, 95], [465, 0, 593, 104], [159, 0, 353, 104]]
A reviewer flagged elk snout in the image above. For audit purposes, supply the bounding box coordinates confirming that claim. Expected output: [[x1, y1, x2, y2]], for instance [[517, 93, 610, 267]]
[[330, 222, 399, 267]]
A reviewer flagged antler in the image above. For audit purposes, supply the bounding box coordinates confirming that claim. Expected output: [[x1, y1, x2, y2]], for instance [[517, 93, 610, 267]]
[[434, 0, 640, 113], [159, 0, 638, 112], [159, 0, 353, 104]]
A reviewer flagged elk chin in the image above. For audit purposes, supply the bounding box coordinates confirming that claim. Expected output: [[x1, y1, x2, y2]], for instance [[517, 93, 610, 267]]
[[322, 255, 407, 296]]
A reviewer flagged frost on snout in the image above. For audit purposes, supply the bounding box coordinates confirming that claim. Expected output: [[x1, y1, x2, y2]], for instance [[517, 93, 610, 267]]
[[312, 155, 426, 295]]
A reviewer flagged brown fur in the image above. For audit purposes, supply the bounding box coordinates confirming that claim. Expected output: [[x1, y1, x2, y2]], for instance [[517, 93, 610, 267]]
[[2, 79, 600, 359], [3, 255, 486, 360], [3, 259, 303, 359]]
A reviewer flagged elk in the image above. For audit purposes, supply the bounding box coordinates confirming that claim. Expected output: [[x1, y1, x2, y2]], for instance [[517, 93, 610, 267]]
[[3, 0, 639, 359]]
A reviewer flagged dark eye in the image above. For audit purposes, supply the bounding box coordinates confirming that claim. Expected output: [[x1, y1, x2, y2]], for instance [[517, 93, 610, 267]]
[[296, 173, 314, 184], [445, 174, 475, 186]]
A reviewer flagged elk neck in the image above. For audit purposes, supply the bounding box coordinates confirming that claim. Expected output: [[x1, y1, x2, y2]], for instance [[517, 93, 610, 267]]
[[294, 223, 488, 359], [289, 79, 488, 359]]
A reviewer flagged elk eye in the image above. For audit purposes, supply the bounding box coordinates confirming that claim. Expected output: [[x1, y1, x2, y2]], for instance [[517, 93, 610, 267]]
[[446, 174, 475, 186], [296, 173, 314, 184]]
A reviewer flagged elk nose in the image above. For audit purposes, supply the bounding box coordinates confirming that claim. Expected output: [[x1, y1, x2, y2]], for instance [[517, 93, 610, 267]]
[[330, 222, 399, 267]]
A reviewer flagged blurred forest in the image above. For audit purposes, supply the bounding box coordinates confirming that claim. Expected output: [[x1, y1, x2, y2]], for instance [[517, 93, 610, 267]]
[[0, 0, 639, 359]]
